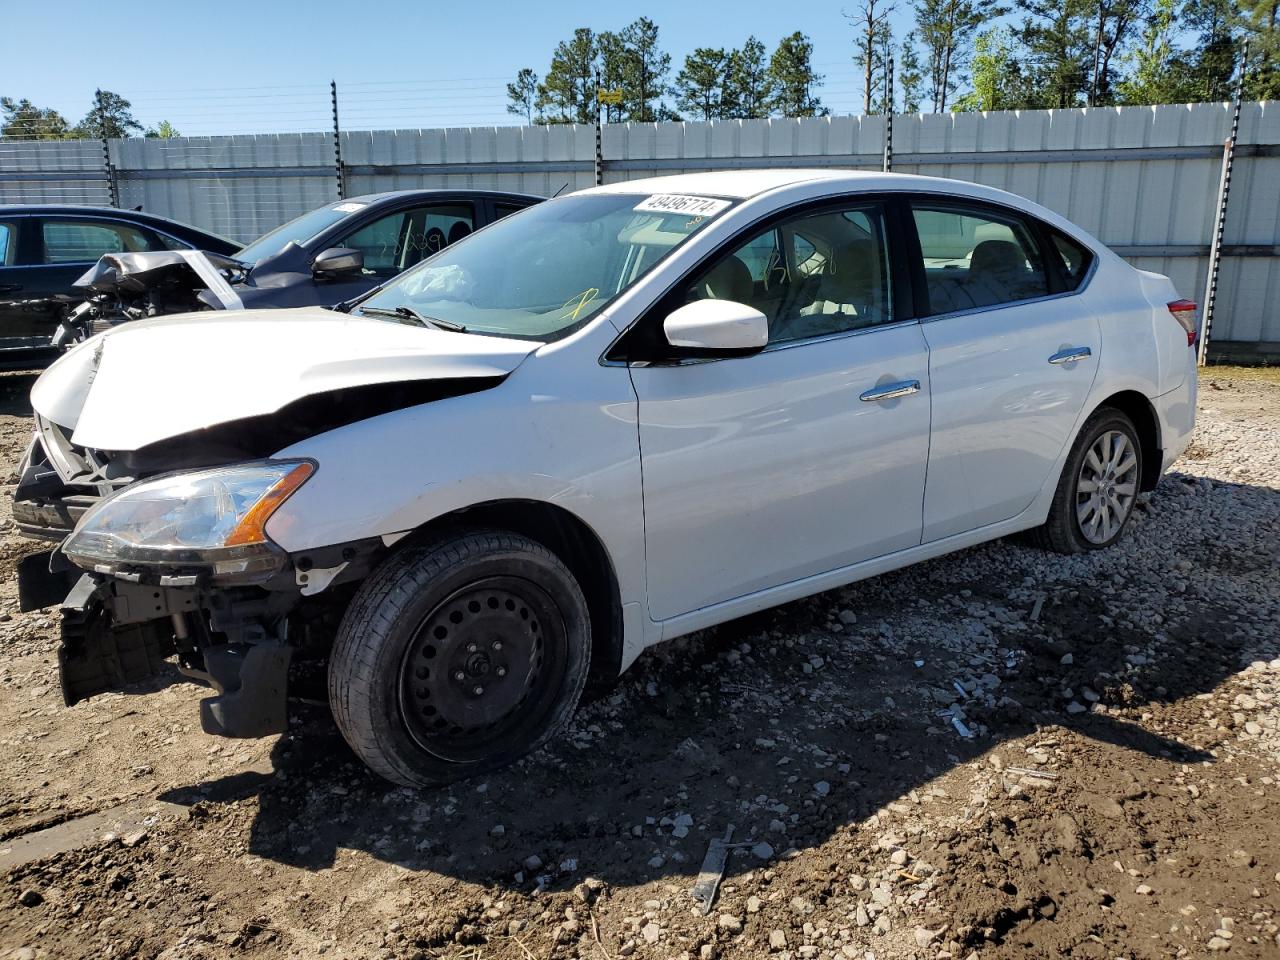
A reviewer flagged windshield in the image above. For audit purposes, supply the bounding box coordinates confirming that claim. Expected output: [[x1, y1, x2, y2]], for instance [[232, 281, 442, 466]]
[[354, 192, 733, 341], [234, 201, 366, 264]]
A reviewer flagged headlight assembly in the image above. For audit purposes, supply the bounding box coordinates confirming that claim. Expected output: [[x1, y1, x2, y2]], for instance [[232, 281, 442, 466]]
[[63, 460, 314, 584]]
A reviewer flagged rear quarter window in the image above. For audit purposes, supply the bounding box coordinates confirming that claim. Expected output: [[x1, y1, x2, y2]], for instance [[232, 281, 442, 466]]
[[1050, 230, 1094, 290]]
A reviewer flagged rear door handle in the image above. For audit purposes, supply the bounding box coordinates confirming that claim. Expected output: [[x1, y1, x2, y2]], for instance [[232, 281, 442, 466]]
[[860, 379, 921, 402], [1048, 346, 1092, 365], [0, 284, 22, 293]]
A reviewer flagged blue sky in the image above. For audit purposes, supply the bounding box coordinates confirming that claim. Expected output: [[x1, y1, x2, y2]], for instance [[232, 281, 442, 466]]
[[1, 0, 919, 135]]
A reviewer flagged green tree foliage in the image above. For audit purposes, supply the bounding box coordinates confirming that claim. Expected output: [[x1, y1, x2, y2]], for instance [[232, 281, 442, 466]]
[[73, 90, 143, 139], [899, 35, 927, 111], [1183, 0, 1240, 101], [914, 0, 1008, 112], [953, 27, 1029, 108], [1087, 0, 1145, 104], [506, 68, 539, 124], [726, 37, 775, 118], [0, 97, 70, 139], [1114, 0, 1189, 103], [537, 29, 599, 124], [619, 17, 672, 121], [768, 32, 828, 117], [1239, 0, 1280, 98], [144, 120, 181, 139], [1013, 0, 1094, 107], [676, 48, 733, 120]]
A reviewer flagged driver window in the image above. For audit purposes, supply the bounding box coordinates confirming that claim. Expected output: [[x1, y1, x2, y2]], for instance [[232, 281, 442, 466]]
[[338, 203, 476, 278], [685, 203, 893, 345]]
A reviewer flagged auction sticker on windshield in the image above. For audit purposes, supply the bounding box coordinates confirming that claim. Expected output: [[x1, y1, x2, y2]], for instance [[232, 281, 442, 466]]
[[634, 194, 732, 217], [333, 202, 367, 213]]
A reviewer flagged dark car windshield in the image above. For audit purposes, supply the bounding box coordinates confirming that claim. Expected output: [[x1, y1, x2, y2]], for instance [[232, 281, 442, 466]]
[[235, 201, 368, 264], [355, 192, 733, 341]]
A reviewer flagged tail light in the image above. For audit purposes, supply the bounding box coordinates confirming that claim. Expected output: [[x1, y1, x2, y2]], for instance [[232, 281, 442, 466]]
[[1168, 299, 1198, 347]]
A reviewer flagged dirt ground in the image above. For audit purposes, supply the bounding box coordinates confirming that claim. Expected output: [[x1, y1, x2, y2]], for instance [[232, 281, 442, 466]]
[[0, 367, 1277, 960]]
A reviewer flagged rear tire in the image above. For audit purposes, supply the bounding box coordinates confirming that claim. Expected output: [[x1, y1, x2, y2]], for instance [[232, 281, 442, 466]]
[[328, 530, 591, 787], [1033, 408, 1143, 555]]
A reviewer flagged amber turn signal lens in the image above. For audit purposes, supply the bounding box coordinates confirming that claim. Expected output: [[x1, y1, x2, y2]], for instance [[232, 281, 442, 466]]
[[224, 461, 316, 546]]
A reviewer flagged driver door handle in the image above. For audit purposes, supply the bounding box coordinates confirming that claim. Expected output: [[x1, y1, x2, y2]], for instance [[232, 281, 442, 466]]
[[1048, 346, 1092, 365], [860, 379, 921, 402]]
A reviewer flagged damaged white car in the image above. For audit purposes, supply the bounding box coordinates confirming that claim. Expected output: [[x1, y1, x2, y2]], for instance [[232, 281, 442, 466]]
[[14, 171, 1198, 786]]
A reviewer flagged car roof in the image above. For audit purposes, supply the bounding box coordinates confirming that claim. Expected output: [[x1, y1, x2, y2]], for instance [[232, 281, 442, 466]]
[[581, 169, 1027, 202], [0, 204, 236, 243], [341, 189, 543, 204]]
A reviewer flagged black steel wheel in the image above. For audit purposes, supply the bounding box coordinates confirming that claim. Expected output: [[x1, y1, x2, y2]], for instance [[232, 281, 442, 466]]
[[399, 576, 567, 763], [329, 530, 591, 787]]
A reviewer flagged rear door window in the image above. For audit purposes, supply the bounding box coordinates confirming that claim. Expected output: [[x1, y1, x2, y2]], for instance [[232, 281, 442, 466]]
[[40, 220, 154, 264], [0, 222, 14, 266], [910, 203, 1049, 315]]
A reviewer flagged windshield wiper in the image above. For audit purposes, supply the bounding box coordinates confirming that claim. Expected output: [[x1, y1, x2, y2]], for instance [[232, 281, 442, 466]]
[[358, 305, 466, 332]]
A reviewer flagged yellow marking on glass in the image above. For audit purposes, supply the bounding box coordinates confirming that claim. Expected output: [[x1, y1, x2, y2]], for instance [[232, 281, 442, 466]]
[[561, 288, 599, 321]]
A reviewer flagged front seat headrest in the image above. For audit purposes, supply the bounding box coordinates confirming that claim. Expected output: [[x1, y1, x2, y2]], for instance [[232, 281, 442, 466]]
[[700, 255, 753, 303], [447, 221, 472, 245]]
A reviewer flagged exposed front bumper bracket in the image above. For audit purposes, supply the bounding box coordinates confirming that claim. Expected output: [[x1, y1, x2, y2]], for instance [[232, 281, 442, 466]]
[[197, 643, 292, 738]]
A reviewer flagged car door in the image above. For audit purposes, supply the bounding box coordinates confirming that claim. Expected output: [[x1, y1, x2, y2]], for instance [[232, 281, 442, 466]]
[[317, 201, 478, 304], [628, 200, 931, 622], [0, 216, 158, 352], [0, 217, 30, 349], [909, 197, 1101, 542]]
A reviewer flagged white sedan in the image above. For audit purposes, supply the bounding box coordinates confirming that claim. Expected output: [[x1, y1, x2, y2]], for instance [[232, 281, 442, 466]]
[[17, 170, 1198, 786]]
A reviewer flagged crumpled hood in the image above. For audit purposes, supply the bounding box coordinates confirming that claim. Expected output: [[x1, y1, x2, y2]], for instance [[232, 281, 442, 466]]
[[31, 308, 538, 451]]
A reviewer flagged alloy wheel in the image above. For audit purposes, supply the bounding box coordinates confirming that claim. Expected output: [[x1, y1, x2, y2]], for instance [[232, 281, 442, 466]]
[[1075, 429, 1139, 544]]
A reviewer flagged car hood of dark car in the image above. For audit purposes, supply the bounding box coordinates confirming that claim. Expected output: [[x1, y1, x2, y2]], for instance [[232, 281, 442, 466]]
[[30, 308, 540, 451]]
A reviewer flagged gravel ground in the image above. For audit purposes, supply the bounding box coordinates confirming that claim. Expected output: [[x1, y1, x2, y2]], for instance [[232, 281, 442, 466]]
[[0, 368, 1277, 960]]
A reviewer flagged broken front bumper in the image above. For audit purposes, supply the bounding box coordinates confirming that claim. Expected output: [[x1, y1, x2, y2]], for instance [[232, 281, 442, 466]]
[[17, 551, 292, 739]]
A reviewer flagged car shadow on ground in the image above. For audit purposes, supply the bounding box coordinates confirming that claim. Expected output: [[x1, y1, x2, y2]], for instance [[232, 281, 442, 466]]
[[156, 472, 1279, 893], [0, 373, 39, 419]]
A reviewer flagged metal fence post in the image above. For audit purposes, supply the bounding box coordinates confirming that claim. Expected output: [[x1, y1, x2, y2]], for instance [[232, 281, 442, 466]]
[[882, 55, 894, 173], [1199, 39, 1248, 365], [95, 88, 120, 207], [331, 80, 346, 200], [594, 73, 604, 187]]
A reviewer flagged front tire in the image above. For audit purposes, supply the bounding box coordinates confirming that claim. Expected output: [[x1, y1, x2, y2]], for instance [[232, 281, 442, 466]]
[[328, 530, 591, 787], [1034, 408, 1143, 555]]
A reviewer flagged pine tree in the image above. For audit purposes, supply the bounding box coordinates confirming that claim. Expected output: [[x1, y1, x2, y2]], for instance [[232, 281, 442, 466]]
[[914, 0, 1009, 112], [619, 18, 672, 122], [676, 48, 732, 121], [1087, 0, 1144, 105], [506, 69, 539, 124], [0, 97, 70, 140], [899, 35, 927, 111], [536, 29, 598, 124], [848, 0, 897, 114], [726, 37, 775, 118], [768, 32, 828, 117], [1013, 0, 1094, 107]]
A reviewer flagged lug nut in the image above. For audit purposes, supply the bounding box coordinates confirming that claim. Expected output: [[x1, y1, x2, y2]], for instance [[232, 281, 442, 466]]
[[472, 685, 484, 696], [466, 643, 478, 653], [454, 671, 465, 681], [496, 667, 507, 677], [492, 640, 503, 651]]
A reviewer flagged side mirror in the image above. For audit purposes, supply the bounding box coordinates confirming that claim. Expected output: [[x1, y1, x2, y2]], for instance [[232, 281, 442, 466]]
[[663, 299, 768, 357], [312, 247, 363, 276]]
